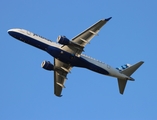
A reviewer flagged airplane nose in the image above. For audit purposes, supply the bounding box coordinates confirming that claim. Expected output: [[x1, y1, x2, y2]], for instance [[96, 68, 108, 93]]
[[7, 29, 17, 37], [7, 29, 13, 35]]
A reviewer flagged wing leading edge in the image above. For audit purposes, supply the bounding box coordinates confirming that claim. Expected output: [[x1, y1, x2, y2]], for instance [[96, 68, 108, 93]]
[[71, 17, 112, 47]]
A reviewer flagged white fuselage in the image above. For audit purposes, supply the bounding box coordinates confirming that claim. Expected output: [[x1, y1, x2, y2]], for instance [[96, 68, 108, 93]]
[[8, 28, 130, 80]]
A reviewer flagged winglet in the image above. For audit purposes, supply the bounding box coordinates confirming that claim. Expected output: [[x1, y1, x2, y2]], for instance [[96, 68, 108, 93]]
[[105, 17, 112, 21]]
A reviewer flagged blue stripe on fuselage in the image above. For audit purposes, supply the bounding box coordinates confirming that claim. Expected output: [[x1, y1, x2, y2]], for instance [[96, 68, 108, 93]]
[[9, 31, 109, 75], [79, 56, 109, 75], [8, 31, 49, 51], [47, 47, 109, 75]]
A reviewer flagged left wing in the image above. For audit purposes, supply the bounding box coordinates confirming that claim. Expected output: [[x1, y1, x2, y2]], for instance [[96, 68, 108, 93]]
[[62, 17, 112, 56], [54, 58, 72, 97]]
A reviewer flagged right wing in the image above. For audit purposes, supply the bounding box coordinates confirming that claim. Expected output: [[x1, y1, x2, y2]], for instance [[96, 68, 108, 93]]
[[71, 17, 112, 48], [54, 58, 72, 97], [62, 17, 112, 56]]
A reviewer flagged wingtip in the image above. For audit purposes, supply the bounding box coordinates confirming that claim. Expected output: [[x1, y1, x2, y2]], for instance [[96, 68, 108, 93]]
[[141, 61, 144, 64], [105, 17, 112, 21], [56, 94, 63, 97], [120, 92, 124, 95]]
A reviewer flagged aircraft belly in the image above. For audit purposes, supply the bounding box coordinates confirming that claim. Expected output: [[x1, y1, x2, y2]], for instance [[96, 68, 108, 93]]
[[46, 46, 85, 66], [108, 69, 129, 79], [47, 47, 126, 78], [87, 64, 109, 75], [78, 57, 109, 75]]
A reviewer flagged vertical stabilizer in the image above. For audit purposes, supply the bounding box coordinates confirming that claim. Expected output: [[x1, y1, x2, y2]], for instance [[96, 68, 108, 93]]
[[118, 61, 144, 94]]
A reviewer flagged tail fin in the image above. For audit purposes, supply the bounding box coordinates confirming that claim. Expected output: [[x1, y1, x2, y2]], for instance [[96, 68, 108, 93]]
[[118, 61, 144, 94]]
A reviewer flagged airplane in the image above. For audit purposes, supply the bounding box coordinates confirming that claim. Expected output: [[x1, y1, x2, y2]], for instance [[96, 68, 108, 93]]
[[8, 17, 144, 97]]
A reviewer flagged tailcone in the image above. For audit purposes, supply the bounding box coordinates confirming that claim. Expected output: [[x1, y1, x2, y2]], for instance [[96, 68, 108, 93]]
[[128, 77, 135, 81]]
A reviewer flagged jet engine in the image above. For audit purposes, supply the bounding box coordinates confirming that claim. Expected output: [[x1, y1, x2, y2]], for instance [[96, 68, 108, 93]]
[[57, 36, 70, 45], [41, 61, 54, 71]]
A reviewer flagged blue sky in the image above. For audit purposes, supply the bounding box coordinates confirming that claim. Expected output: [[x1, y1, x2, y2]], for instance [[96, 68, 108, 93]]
[[1, 0, 157, 120]]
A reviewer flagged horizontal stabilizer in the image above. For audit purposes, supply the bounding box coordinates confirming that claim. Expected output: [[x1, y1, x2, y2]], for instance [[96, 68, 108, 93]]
[[118, 78, 127, 94], [121, 61, 144, 76]]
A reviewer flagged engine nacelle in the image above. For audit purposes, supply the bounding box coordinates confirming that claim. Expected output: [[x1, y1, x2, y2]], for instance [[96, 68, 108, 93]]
[[57, 36, 70, 45], [41, 61, 54, 71]]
